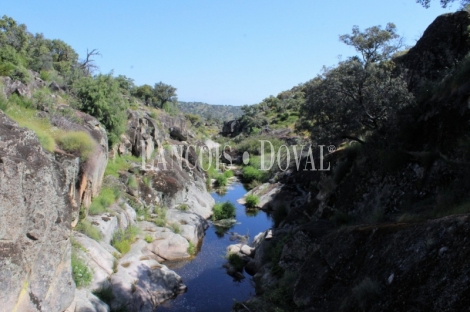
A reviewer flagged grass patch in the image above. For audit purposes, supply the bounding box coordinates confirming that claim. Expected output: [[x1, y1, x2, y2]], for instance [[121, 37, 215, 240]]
[[75, 219, 102, 241], [212, 201, 236, 221], [169, 222, 181, 234], [105, 155, 141, 178], [242, 166, 268, 183], [223, 170, 234, 178], [89, 187, 120, 215], [71, 251, 92, 288], [127, 175, 138, 190], [177, 204, 189, 211], [227, 253, 244, 271], [215, 174, 228, 187], [144, 234, 154, 243], [112, 225, 140, 255], [245, 194, 260, 208], [56, 131, 96, 160], [187, 241, 196, 256]]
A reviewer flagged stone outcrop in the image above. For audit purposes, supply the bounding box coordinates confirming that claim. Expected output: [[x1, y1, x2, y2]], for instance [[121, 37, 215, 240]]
[[0, 111, 75, 311], [221, 119, 241, 137]]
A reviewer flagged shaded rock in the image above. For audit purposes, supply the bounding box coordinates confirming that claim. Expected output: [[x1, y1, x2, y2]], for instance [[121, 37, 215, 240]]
[[169, 127, 187, 141], [65, 288, 110, 312]]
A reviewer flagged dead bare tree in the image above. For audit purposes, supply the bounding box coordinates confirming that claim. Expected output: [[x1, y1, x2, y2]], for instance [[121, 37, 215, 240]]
[[80, 48, 101, 75]]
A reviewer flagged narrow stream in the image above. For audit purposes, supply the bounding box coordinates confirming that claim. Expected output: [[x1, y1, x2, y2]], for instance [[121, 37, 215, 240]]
[[157, 181, 272, 312]]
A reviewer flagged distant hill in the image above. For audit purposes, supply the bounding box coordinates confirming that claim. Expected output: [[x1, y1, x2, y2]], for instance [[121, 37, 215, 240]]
[[178, 101, 242, 122]]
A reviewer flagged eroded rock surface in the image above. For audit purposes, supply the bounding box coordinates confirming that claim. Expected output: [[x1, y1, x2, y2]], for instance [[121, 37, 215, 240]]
[[0, 111, 75, 311]]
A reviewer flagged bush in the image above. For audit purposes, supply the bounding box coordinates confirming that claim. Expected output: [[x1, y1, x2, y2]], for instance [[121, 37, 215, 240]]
[[227, 253, 244, 271], [75, 219, 102, 241], [223, 170, 234, 178], [212, 201, 236, 221], [74, 74, 128, 146], [112, 226, 140, 254], [57, 131, 96, 160], [177, 204, 189, 211], [215, 174, 228, 187], [88, 187, 120, 215], [245, 194, 260, 208], [169, 222, 181, 234], [144, 234, 153, 243], [105, 155, 141, 177], [71, 251, 92, 288], [242, 166, 265, 183], [127, 175, 138, 190], [187, 241, 196, 256]]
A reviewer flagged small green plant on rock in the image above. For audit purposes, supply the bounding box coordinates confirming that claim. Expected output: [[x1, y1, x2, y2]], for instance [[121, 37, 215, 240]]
[[71, 251, 92, 288], [169, 222, 181, 234], [187, 241, 196, 256], [227, 253, 244, 271], [245, 194, 260, 208], [112, 225, 140, 255], [212, 201, 236, 221], [144, 234, 153, 243], [75, 219, 102, 241]]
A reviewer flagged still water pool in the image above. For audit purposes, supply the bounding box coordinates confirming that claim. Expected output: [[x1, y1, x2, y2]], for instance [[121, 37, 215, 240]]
[[157, 182, 272, 312]]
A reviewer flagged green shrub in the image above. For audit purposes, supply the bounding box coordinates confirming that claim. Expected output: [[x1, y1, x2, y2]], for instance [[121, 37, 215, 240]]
[[112, 226, 140, 255], [71, 251, 92, 288], [242, 166, 264, 183], [88, 187, 120, 215], [169, 222, 181, 234], [187, 241, 196, 256], [127, 175, 138, 190], [144, 234, 153, 243], [215, 174, 228, 187], [227, 253, 244, 271], [177, 204, 189, 211], [75, 219, 102, 241], [105, 155, 141, 177], [223, 170, 234, 178], [245, 194, 260, 208], [57, 131, 96, 160], [212, 201, 236, 221]]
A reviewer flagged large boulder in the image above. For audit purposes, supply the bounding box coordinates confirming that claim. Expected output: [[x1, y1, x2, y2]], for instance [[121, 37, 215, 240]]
[[0, 111, 75, 311]]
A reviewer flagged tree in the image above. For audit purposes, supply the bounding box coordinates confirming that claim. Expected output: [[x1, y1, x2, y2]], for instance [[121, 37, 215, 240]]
[[153, 81, 177, 108], [416, 0, 470, 8], [298, 24, 414, 144], [74, 74, 128, 146], [339, 23, 402, 65], [79, 48, 100, 76]]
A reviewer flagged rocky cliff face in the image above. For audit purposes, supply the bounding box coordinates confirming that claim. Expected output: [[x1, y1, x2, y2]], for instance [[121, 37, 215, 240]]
[[0, 111, 75, 311]]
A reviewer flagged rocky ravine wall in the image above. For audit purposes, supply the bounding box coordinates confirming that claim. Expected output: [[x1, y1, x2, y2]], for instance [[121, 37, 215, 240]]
[[0, 111, 75, 311]]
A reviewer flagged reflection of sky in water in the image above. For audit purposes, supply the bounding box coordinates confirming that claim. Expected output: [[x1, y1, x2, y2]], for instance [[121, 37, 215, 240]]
[[157, 182, 272, 312]]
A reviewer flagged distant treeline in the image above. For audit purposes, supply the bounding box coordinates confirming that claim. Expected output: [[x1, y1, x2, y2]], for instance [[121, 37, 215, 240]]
[[178, 101, 242, 122]]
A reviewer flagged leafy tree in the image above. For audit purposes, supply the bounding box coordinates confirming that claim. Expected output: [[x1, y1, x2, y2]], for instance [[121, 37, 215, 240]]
[[153, 81, 177, 108], [416, 0, 470, 8], [132, 84, 155, 105], [115, 75, 135, 94], [298, 24, 414, 144], [74, 74, 128, 146]]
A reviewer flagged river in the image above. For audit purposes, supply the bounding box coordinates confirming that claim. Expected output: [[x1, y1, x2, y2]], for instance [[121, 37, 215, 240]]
[[157, 181, 272, 312]]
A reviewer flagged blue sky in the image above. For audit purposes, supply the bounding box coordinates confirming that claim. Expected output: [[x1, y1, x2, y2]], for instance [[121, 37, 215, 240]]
[[2, 1, 453, 105]]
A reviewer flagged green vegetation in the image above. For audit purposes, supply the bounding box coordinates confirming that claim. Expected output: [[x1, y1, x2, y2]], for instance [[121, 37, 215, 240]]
[[144, 234, 153, 243], [245, 194, 259, 208], [105, 155, 141, 177], [89, 187, 120, 215], [242, 166, 266, 183], [223, 170, 234, 178], [212, 201, 236, 221], [71, 251, 92, 288], [227, 253, 244, 271], [177, 204, 189, 211], [111, 226, 140, 255], [127, 175, 138, 190], [178, 101, 242, 122], [215, 174, 228, 187], [187, 241, 196, 256], [75, 219, 102, 241], [169, 222, 181, 234], [57, 131, 96, 160], [74, 74, 128, 146]]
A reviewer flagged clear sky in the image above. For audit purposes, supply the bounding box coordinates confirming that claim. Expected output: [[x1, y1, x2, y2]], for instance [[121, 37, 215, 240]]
[[2, 0, 453, 106]]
